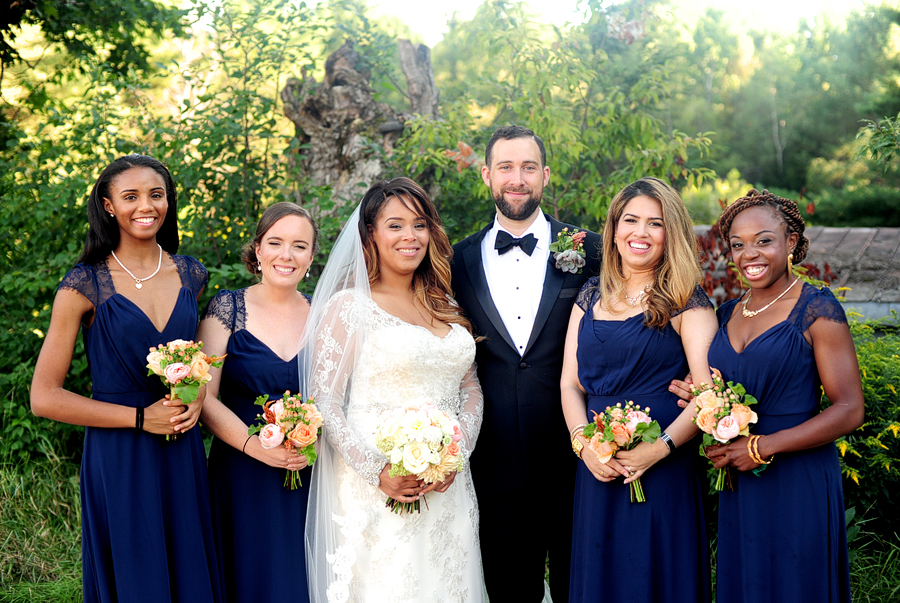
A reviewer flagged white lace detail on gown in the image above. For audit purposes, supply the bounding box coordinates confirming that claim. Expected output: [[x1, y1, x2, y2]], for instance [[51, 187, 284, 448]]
[[312, 291, 485, 603]]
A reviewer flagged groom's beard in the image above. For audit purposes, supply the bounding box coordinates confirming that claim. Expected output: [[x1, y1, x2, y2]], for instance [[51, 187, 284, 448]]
[[492, 186, 542, 222]]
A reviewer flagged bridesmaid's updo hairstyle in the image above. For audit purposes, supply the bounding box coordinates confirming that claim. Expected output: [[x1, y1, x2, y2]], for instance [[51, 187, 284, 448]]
[[78, 154, 179, 265], [717, 189, 809, 263], [600, 176, 701, 329], [358, 177, 473, 335], [242, 202, 319, 275]]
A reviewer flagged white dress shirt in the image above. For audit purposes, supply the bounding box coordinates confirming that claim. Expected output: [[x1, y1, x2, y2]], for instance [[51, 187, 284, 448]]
[[481, 211, 551, 356]]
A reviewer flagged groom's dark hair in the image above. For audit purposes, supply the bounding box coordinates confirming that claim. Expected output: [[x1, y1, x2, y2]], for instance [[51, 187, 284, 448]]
[[484, 125, 546, 168]]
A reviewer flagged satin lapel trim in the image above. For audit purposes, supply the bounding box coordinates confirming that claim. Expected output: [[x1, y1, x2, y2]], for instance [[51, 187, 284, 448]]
[[522, 253, 565, 356], [522, 217, 570, 356], [462, 235, 517, 352]]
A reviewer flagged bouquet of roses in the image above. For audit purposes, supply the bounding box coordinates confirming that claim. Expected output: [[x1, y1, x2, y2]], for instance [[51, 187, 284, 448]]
[[692, 374, 759, 491], [146, 339, 225, 439], [582, 400, 661, 503], [374, 403, 464, 514], [250, 391, 323, 490], [549, 227, 587, 274]]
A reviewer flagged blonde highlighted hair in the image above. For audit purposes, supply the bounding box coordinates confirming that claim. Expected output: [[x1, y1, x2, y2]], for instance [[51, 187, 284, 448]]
[[359, 177, 474, 334], [599, 177, 701, 329]]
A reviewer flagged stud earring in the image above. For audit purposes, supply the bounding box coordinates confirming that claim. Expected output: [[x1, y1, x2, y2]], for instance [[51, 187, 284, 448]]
[[109, 213, 115, 218]]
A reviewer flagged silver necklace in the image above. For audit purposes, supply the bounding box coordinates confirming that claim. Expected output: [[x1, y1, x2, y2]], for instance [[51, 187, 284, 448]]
[[741, 277, 800, 318], [111, 244, 163, 289], [624, 284, 650, 306]]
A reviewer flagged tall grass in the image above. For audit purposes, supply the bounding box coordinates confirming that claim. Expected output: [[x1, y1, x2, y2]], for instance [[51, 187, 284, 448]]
[[0, 458, 81, 602]]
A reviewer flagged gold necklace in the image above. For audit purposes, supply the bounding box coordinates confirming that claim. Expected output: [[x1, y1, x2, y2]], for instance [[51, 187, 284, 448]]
[[624, 284, 650, 307], [111, 244, 163, 289], [741, 277, 800, 318]]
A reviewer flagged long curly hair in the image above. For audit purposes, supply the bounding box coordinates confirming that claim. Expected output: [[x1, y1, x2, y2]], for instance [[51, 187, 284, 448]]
[[716, 189, 809, 262], [358, 178, 474, 334], [599, 177, 701, 329]]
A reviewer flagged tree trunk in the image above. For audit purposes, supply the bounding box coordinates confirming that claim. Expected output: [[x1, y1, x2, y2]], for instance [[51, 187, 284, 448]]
[[397, 39, 439, 118]]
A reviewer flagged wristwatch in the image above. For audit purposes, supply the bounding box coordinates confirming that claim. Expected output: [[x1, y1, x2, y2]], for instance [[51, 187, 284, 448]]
[[571, 435, 584, 459]]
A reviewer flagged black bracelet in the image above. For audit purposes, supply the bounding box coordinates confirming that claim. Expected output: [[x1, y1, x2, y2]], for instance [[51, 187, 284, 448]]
[[135, 407, 144, 431], [660, 431, 676, 452], [242, 434, 254, 454]]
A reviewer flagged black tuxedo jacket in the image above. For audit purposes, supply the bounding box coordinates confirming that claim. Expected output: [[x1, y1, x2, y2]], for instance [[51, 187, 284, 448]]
[[451, 216, 602, 496]]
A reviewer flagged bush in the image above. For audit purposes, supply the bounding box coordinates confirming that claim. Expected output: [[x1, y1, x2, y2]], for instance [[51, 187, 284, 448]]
[[832, 312, 900, 535]]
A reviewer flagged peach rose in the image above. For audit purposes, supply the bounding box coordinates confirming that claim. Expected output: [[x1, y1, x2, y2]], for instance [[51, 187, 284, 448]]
[[258, 423, 285, 449], [446, 441, 461, 457], [288, 422, 317, 449], [167, 339, 191, 349], [713, 414, 740, 443], [694, 389, 721, 410], [730, 403, 758, 433], [163, 362, 190, 384], [608, 406, 625, 421], [695, 407, 718, 434], [270, 401, 288, 426], [588, 438, 617, 464], [146, 350, 165, 376], [611, 422, 630, 447], [189, 357, 211, 382]]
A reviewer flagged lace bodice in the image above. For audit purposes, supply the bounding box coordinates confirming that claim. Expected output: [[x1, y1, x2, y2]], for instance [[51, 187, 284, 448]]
[[312, 291, 483, 486], [59, 255, 207, 307], [201, 288, 311, 334]]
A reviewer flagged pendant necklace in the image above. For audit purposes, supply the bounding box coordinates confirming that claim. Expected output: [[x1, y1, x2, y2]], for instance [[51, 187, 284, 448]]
[[742, 277, 800, 318], [111, 244, 163, 289], [624, 284, 651, 307]]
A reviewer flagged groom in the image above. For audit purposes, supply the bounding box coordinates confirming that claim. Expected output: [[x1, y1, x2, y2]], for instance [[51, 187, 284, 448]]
[[451, 125, 602, 603]]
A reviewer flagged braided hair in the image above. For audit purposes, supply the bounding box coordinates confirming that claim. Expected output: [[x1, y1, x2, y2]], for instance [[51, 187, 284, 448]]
[[717, 189, 809, 262]]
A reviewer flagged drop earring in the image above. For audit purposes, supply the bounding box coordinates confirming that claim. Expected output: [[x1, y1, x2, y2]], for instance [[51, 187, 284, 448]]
[[787, 250, 794, 274]]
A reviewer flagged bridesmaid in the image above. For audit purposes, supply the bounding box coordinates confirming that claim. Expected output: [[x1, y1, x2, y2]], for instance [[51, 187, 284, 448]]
[[30, 154, 223, 602], [706, 189, 863, 603], [197, 202, 317, 603], [561, 177, 716, 603]]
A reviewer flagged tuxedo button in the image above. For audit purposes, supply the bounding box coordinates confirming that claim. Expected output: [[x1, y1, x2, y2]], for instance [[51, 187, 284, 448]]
[[518, 361, 528, 369]]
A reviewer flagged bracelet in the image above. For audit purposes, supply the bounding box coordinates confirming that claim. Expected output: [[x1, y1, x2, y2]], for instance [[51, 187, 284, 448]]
[[659, 431, 676, 453], [750, 435, 774, 465], [135, 407, 144, 431], [570, 423, 588, 438], [242, 434, 254, 454]]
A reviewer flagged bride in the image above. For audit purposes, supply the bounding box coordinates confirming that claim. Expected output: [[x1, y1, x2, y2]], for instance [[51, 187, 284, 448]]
[[303, 178, 485, 603]]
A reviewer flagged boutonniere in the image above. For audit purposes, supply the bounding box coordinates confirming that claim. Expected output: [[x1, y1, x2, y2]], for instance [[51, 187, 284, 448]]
[[549, 227, 587, 274]]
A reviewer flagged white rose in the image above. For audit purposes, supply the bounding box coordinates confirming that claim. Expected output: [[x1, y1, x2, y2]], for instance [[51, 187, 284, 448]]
[[390, 447, 404, 465], [146, 350, 165, 376], [401, 441, 432, 474]]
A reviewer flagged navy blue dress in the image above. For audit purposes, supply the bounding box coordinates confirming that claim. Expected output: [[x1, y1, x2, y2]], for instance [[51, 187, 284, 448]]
[[60, 256, 223, 603], [569, 278, 711, 603], [707, 283, 851, 603], [203, 289, 311, 603]]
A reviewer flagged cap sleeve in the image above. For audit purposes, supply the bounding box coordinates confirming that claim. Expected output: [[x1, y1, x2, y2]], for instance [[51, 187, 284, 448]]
[[174, 255, 208, 298], [575, 276, 600, 313], [672, 285, 714, 317], [715, 297, 740, 327], [201, 289, 239, 334], [57, 264, 100, 307], [798, 284, 848, 333]]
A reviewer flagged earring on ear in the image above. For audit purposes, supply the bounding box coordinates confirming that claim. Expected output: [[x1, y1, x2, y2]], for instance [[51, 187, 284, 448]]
[[109, 213, 115, 218], [787, 250, 794, 274], [257, 262, 262, 273]]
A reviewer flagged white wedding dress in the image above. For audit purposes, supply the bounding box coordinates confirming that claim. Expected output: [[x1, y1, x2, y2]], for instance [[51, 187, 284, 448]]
[[308, 291, 485, 603]]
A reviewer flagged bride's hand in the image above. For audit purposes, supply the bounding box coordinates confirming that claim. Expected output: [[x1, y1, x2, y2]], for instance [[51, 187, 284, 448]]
[[378, 464, 422, 502], [421, 471, 457, 495]]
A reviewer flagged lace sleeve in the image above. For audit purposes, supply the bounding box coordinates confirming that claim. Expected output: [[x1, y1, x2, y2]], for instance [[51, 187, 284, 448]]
[[800, 285, 848, 332], [175, 255, 208, 298], [672, 285, 714, 317], [201, 289, 238, 334], [457, 362, 484, 460], [575, 277, 600, 313], [57, 264, 99, 306], [312, 291, 387, 486]]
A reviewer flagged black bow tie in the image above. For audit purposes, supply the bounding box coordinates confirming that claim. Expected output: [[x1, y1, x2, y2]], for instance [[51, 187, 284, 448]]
[[495, 231, 538, 256]]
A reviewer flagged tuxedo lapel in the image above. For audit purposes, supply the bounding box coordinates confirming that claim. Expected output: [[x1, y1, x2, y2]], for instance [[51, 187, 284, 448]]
[[462, 229, 517, 351], [522, 217, 569, 356]]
